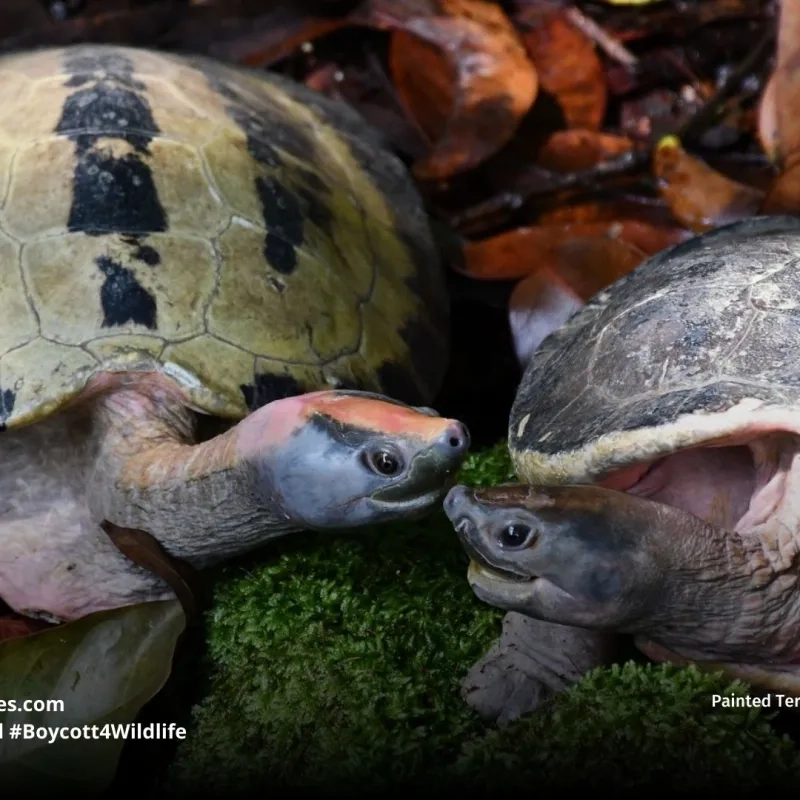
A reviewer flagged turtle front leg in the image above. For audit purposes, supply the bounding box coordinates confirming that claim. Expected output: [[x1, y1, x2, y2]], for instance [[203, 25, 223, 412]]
[[464, 611, 617, 725]]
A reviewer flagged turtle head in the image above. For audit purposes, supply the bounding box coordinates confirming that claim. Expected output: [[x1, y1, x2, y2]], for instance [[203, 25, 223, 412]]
[[443, 482, 682, 631], [238, 390, 470, 530]]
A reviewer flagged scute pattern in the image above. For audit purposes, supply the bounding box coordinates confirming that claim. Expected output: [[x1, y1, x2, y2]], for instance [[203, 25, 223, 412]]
[[0, 45, 447, 429], [510, 216, 800, 458]]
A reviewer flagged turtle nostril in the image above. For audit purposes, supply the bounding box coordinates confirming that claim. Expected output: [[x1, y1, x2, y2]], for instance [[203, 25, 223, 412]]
[[443, 484, 470, 515], [441, 421, 470, 455]]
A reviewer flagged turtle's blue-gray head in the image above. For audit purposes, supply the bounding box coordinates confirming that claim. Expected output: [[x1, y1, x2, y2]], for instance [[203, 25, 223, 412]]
[[238, 390, 470, 529]]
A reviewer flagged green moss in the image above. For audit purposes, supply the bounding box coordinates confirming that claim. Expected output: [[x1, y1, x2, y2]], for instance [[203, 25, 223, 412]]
[[453, 662, 800, 791], [166, 443, 800, 793]]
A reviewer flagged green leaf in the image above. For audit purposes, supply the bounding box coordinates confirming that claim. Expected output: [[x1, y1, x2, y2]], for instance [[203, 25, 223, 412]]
[[0, 599, 185, 794]]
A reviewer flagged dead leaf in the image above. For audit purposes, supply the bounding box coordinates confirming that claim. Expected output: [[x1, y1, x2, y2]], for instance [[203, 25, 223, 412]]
[[506, 229, 651, 367], [305, 59, 432, 160], [758, 72, 779, 162], [508, 270, 583, 368], [761, 0, 800, 170], [653, 135, 764, 232], [760, 166, 800, 214], [757, 0, 800, 214], [548, 235, 647, 300], [536, 129, 636, 172], [101, 521, 204, 625], [518, 7, 607, 130], [0, 600, 185, 793], [536, 196, 681, 228], [382, 0, 538, 179], [460, 222, 665, 281]]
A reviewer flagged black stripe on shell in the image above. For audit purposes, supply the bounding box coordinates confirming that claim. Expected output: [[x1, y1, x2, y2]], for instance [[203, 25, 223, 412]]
[[257, 177, 305, 275], [194, 61, 339, 276], [56, 48, 167, 238], [249, 71, 450, 403], [0, 387, 16, 432], [96, 255, 157, 330], [240, 373, 306, 411]]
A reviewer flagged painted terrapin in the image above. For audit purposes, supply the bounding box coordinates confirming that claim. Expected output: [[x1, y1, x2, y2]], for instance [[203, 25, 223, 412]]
[[444, 215, 800, 724], [0, 44, 470, 624]]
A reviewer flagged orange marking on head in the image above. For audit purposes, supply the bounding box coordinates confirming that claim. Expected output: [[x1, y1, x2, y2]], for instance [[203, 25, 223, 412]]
[[235, 393, 313, 461], [235, 390, 455, 462], [302, 392, 451, 441]]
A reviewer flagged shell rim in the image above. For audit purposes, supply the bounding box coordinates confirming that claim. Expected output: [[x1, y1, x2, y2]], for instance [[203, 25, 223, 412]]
[[509, 397, 800, 484]]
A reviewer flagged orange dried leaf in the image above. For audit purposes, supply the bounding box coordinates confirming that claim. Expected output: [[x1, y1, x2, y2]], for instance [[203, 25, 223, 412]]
[[653, 136, 764, 232], [519, 9, 607, 130], [583, 220, 690, 256], [760, 164, 800, 214], [509, 270, 583, 367], [552, 236, 646, 300], [762, 0, 800, 168], [461, 222, 670, 281], [758, 73, 779, 163], [385, 0, 538, 179], [537, 198, 677, 227], [536, 129, 635, 172], [508, 234, 649, 366]]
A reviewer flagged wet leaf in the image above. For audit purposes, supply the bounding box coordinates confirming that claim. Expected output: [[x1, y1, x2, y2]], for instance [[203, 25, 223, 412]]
[[383, 0, 538, 179], [0, 600, 185, 793], [536, 129, 636, 172], [518, 7, 607, 130], [508, 270, 583, 368], [506, 231, 650, 367], [536, 196, 681, 229], [544, 235, 647, 300], [101, 521, 203, 625], [758, 0, 800, 213], [305, 60, 431, 160], [653, 135, 764, 232], [760, 0, 800, 169], [760, 166, 800, 214], [758, 72, 779, 162], [460, 222, 661, 281]]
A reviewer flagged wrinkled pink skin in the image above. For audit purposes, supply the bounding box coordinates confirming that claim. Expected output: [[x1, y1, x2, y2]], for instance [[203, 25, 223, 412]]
[[0, 390, 172, 623], [0, 372, 468, 624]]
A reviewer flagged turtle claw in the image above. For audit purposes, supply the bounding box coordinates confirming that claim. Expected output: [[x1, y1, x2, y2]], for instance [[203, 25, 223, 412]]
[[463, 612, 617, 726]]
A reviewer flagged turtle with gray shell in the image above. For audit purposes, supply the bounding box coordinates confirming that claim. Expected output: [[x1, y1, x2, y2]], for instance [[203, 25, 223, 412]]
[[443, 215, 800, 724], [0, 44, 471, 625]]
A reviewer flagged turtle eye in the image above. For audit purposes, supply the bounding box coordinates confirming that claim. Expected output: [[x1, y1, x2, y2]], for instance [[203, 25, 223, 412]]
[[497, 523, 535, 550], [363, 446, 404, 477]]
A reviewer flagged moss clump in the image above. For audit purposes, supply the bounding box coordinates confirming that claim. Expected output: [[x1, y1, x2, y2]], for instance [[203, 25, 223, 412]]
[[166, 442, 800, 794], [452, 662, 800, 791]]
